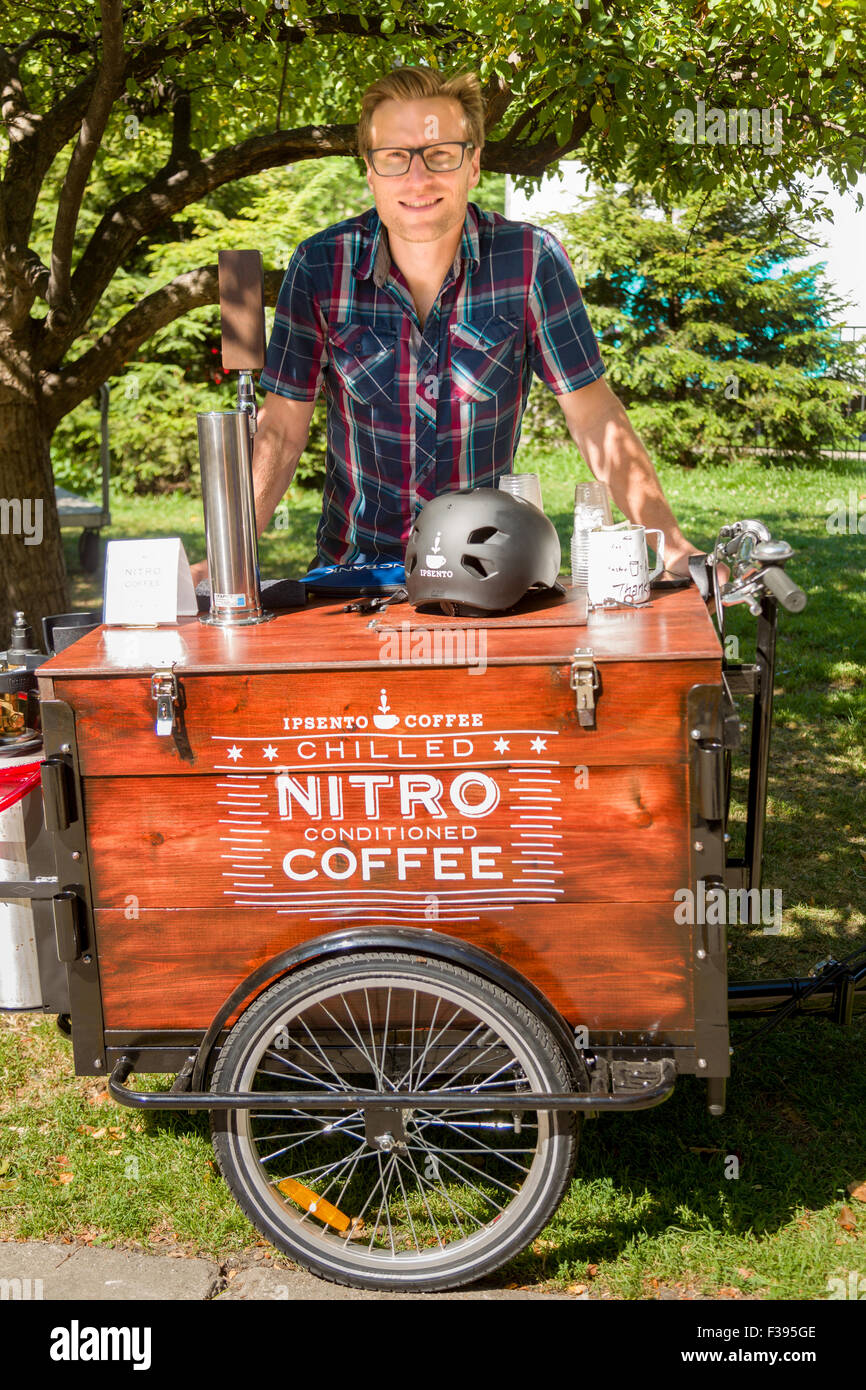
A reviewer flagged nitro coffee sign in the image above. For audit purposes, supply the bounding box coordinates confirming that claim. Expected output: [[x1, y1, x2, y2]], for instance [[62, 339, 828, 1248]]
[[211, 687, 563, 925]]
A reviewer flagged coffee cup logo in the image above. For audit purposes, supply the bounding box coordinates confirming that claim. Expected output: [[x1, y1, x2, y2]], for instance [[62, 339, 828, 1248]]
[[372, 688, 399, 730], [425, 531, 447, 570]]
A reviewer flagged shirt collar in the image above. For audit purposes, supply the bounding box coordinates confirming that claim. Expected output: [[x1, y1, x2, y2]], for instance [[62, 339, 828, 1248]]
[[354, 202, 481, 286]]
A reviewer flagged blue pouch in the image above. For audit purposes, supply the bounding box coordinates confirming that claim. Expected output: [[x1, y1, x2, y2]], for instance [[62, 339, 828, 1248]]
[[299, 560, 406, 596]]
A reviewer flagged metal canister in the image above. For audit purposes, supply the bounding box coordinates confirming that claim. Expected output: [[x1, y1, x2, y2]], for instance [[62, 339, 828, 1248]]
[[196, 410, 274, 626]]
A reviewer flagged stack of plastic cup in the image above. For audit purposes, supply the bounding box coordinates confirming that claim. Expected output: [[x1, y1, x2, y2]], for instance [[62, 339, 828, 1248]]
[[570, 481, 613, 589], [498, 473, 544, 510]]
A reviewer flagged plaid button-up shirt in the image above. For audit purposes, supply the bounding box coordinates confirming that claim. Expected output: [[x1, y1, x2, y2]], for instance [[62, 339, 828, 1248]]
[[260, 200, 605, 565]]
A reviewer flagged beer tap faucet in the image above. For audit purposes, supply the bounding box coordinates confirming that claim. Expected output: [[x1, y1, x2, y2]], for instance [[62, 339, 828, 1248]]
[[237, 369, 257, 436]]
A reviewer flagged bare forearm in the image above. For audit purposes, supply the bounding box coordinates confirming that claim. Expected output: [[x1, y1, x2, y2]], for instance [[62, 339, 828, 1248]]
[[564, 385, 700, 570], [250, 421, 303, 538]]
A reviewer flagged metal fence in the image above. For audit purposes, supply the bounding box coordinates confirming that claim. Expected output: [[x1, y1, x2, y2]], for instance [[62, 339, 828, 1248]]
[[828, 325, 866, 460]]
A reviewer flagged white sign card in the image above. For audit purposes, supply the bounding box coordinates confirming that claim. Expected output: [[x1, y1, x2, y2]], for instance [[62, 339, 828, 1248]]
[[103, 538, 199, 626]]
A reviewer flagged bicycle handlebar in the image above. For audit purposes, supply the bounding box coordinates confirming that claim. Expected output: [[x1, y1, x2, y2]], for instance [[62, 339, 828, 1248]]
[[760, 564, 807, 613]]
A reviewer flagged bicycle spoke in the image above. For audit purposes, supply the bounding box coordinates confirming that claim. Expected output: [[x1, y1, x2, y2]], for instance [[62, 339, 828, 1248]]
[[393, 999, 464, 1091], [412, 1122, 535, 1176], [400, 1147, 447, 1248], [316, 998, 385, 1082], [379, 985, 392, 1084], [294, 1015, 360, 1092], [402, 1143, 493, 1231], [362, 988, 384, 1091], [408, 1132, 516, 1205], [410, 1020, 488, 1091], [365, 1151, 399, 1252], [258, 1048, 347, 1092], [433, 1045, 519, 1094]]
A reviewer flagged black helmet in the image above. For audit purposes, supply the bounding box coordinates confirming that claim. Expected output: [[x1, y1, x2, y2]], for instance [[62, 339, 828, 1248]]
[[404, 488, 562, 614]]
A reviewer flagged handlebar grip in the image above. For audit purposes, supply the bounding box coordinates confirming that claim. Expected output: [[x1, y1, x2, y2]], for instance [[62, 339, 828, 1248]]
[[761, 565, 807, 613]]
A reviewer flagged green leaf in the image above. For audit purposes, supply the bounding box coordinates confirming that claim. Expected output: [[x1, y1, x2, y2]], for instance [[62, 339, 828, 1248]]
[[555, 113, 572, 145], [590, 103, 606, 128]]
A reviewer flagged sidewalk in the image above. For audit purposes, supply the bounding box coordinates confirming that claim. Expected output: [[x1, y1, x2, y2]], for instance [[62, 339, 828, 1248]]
[[0, 1240, 580, 1301]]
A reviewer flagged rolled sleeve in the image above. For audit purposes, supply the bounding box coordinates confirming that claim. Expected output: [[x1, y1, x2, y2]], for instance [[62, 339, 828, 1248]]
[[528, 230, 605, 395], [259, 245, 327, 402]]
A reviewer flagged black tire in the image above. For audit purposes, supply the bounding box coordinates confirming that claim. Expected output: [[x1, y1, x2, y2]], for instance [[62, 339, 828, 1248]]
[[211, 951, 580, 1292]]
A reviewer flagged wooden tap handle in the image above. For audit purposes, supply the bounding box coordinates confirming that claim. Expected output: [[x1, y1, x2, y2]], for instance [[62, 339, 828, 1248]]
[[218, 249, 266, 370]]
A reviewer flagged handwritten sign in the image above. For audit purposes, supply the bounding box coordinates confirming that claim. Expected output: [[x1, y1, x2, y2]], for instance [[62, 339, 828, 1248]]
[[103, 539, 198, 626]]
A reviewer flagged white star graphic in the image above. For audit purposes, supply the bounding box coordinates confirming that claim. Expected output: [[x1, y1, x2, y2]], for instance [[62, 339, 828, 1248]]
[[529, 737, 547, 753], [493, 737, 510, 754], [262, 745, 278, 761], [226, 745, 243, 761]]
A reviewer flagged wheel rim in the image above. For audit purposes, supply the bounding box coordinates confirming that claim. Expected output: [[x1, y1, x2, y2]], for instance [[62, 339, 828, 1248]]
[[226, 969, 566, 1276]]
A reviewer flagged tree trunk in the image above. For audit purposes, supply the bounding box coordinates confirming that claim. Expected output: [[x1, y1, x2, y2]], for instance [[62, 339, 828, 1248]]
[[0, 394, 70, 645]]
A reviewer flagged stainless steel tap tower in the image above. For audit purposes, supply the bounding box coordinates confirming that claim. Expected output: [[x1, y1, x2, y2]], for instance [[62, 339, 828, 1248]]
[[197, 250, 274, 626]]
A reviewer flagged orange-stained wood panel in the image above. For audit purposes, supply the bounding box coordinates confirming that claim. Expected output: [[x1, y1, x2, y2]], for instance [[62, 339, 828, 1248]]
[[37, 584, 722, 679], [82, 764, 691, 910], [94, 904, 694, 1033], [52, 660, 715, 776]]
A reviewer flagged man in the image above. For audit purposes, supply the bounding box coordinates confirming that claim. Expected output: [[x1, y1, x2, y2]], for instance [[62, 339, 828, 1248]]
[[192, 64, 703, 584]]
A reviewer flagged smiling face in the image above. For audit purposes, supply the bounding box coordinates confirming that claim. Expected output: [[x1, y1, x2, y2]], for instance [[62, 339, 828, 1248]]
[[364, 96, 481, 247]]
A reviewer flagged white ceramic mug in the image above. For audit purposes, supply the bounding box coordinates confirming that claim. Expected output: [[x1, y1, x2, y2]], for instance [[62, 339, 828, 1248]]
[[587, 523, 665, 607]]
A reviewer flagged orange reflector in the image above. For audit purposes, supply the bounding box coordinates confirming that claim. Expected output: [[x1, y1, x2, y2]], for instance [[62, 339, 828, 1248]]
[[276, 1177, 351, 1232]]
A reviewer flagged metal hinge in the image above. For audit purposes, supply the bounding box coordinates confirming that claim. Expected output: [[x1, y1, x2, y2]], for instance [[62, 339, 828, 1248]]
[[569, 648, 600, 728]]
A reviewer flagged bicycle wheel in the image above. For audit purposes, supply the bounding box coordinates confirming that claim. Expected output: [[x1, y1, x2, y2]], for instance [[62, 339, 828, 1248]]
[[211, 951, 580, 1291]]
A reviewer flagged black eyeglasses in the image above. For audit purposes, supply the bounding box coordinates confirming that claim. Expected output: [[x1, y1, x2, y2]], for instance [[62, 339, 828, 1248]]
[[367, 142, 475, 176]]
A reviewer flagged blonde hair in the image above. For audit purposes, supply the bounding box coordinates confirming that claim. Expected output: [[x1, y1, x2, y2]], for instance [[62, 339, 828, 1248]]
[[357, 65, 485, 163]]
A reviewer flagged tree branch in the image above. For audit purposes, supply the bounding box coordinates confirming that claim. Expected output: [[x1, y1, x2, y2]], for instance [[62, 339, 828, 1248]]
[[41, 262, 285, 427], [46, 0, 125, 323], [38, 95, 591, 368], [54, 122, 357, 363], [168, 85, 193, 169]]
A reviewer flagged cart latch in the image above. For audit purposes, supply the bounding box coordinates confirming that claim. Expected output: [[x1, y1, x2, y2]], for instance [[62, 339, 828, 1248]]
[[150, 669, 194, 762], [569, 650, 600, 728], [151, 670, 178, 736]]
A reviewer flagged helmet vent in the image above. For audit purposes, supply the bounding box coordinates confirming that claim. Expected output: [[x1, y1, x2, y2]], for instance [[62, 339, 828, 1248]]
[[467, 526, 498, 544], [462, 554, 491, 578]]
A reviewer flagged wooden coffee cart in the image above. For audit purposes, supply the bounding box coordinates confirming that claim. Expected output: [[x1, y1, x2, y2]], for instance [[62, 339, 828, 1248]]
[[22, 577, 744, 1290]]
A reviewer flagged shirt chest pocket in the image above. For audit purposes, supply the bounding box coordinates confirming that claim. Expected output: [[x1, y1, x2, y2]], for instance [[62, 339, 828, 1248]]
[[327, 323, 398, 406], [449, 316, 520, 403]]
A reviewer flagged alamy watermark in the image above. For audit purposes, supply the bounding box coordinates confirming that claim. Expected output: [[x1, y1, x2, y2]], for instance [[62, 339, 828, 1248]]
[[50, 1322, 151, 1370], [673, 101, 783, 155], [825, 491, 866, 535], [827, 1272, 866, 1300], [674, 884, 783, 934], [0, 498, 42, 545], [378, 620, 487, 676], [0, 1276, 43, 1300]]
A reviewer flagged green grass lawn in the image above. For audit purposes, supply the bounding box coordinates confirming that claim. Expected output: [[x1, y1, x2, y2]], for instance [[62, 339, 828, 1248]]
[[3, 445, 865, 1296]]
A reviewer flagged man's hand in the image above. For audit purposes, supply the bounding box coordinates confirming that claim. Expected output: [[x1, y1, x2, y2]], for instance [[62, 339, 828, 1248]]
[[664, 546, 706, 579], [556, 378, 704, 573]]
